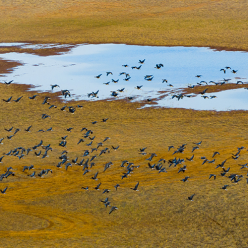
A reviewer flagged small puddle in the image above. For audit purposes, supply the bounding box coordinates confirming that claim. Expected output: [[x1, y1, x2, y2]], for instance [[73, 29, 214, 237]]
[[0, 43, 247, 111]]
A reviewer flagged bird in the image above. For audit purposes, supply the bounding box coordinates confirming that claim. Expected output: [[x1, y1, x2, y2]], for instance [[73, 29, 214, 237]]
[[72, 157, 78, 164], [139, 59, 145, 64], [120, 160, 129, 167], [192, 146, 199, 152], [0, 156, 4, 163], [91, 171, 99, 180], [29, 172, 36, 177], [140, 147, 147, 152], [188, 194, 195, 201], [68, 107, 76, 114], [5, 127, 13, 132], [146, 153, 157, 161], [65, 163, 72, 171], [61, 106, 67, 111], [109, 206, 118, 214], [95, 74, 102, 78], [49, 104, 57, 109], [3, 96, 12, 103], [181, 176, 190, 182], [145, 77, 154, 81], [59, 141, 67, 147], [35, 150, 41, 156], [1, 186, 8, 194], [41, 114, 50, 119], [51, 84, 60, 90], [111, 91, 118, 97], [25, 125, 32, 132], [209, 174, 216, 180], [102, 189, 110, 194], [136, 85, 143, 90], [29, 94, 38, 99], [94, 182, 101, 190], [124, 76, 131, 81], [42, 96, 50, 105], [199, 88, 208, 95], [202, 159, 209, 165], [223, 167, 230, 173], [83, 169, 90, 176], [112, 145, 119, 151], [61, 90, 71, 98], [103, 137, 110, 142], [208, 159, 215, 164], [155, 63, 164, 69], [4, 80, 13, 85], [186, 155, 194, 161], [86, 141, 93, 146], [221, 185, 229, 190], [82, 186, 89, 190], [13, 96, 23, 102], [104, 162, 113, 172], [178, 165, 187, 173], [131, 182, 139, 191], [101, 197, 109, 203], [77, 138, 84, 145], [114, 184, 120, 190]]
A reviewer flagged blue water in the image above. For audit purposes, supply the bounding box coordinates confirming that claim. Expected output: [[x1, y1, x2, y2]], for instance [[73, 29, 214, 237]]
[[0, 43, 247, 111]]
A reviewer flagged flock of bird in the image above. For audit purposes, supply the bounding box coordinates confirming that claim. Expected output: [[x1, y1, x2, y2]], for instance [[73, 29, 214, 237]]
[[0, 60, 247, 216], [85, 60, 245, 104]]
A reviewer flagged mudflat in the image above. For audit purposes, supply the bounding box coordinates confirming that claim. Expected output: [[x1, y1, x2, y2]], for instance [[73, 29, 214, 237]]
[[0, 1, 248, 247]]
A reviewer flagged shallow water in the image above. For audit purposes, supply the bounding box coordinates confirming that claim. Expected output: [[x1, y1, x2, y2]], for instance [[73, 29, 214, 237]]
[[0, 43, 247, 111]]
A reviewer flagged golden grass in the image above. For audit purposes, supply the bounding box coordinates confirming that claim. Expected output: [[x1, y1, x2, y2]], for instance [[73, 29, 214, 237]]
[[0, 83, 247, 247], [0, 0, 248, 246], [0, 0, 248, 51]]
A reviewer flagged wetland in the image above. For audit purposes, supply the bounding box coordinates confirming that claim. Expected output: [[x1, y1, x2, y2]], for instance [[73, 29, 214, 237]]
[[0, 0, 248, 247]]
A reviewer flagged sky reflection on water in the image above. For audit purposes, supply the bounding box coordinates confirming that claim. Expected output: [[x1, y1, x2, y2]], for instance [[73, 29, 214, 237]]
[[0, 43, 247, 111]]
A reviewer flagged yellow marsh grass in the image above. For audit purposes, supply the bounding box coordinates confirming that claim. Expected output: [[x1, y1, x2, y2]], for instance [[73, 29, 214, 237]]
[[0, 83, 247, 247], [0, 0, 248, 51], [0, 0, 248, 246]]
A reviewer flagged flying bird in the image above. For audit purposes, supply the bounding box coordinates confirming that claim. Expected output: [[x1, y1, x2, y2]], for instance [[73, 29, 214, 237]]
[[109, 206, 118, 214], [188, 194, 195, 201], [131, 182, 139, 191], [1, 186, 8, 194]]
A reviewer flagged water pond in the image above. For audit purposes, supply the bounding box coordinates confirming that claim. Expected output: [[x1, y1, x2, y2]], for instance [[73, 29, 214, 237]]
[[0, 43, 247, 111]]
